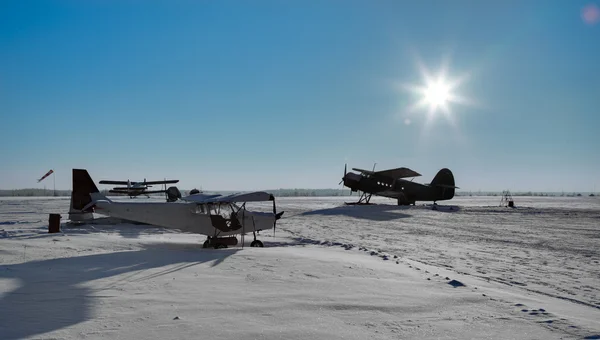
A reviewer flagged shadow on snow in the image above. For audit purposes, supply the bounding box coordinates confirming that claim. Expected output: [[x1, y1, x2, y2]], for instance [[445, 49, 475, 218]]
[[301, 204, 414, 221], [0, 243, 239, 340], [5, 220, 164, 241]]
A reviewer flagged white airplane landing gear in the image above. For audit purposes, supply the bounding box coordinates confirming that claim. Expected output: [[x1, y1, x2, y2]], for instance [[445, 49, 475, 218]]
[[250, 231, 264, 247], [203, 236, 239, 249]]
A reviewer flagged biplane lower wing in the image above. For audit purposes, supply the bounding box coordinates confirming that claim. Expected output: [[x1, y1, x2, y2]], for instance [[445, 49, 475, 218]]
[[432, 184, 460, 189], [143, 180, 179, 185], [99, 180, 129, 185]]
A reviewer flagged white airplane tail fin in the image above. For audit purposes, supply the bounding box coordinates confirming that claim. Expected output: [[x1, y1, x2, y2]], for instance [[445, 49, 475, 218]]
[[70, 169, 112, 218], [69, 169, 101, 222]]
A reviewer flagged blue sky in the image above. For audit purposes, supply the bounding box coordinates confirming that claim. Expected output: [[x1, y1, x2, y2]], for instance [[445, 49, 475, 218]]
[[1, 0, 599, 192]]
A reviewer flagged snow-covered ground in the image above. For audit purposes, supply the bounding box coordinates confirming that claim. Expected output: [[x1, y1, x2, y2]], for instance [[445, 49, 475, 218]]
[[1, 195, 599, 339]]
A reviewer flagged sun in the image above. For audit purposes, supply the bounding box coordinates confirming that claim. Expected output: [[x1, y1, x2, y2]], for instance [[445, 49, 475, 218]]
[[424, 81, 450, 109], [399, 56, 472, 127]]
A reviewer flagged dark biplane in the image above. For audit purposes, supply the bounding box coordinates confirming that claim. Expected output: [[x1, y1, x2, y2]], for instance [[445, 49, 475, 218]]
[[99, 178, 180, 199], [340, 164, 458, 205]]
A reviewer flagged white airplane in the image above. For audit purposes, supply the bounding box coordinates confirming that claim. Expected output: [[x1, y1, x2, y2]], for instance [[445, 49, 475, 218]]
[[71, 169, 284, 249]]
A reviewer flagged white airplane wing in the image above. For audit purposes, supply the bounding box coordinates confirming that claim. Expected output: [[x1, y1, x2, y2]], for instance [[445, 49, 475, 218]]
[[181, 191, 275, 204], [180, 193, 223, 203]]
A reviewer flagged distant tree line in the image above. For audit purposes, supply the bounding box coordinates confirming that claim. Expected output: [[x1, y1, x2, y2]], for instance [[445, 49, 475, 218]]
[[0, 189, 111, 197], [454, 191, 594, 197], [0, 188, 595, 198]]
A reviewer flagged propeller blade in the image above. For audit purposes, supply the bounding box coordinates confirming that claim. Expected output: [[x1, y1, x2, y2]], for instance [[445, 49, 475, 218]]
[[273, 200, 276, 237], [272, 199, 285, 238], [339, 163, 347, 185]]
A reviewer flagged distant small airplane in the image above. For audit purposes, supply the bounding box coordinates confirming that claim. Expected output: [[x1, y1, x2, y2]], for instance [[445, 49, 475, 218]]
[[340, 164, 458, 206], [99, 178, 180, 198], [71, 169, 284, 248]]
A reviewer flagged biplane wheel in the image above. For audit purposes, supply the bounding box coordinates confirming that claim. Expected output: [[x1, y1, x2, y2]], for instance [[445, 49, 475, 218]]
[[250, 240, 264, 247], [202, 240, 210, 248]]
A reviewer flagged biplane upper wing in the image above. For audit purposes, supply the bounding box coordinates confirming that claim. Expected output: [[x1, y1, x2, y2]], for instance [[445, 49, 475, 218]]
[[351, 168, 375, 176], [109, 190, 171, 195], [352, 167, 422, 179], [99, 179, 179, 185], [181, 191, 275, 204]]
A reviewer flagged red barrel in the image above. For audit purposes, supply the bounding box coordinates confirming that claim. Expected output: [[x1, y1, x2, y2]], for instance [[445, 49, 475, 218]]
[[48, 213, 61, 233]]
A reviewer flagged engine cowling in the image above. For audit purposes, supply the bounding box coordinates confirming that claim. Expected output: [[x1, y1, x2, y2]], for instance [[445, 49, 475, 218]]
[[166, 186, 182, 202]]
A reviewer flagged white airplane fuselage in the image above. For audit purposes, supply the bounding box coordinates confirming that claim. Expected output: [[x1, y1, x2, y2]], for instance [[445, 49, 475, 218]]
[[94, 200, 275, 237]]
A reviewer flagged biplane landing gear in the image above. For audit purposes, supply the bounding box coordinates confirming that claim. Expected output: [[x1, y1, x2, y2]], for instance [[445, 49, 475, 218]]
[[345, 192, 373, 205], [250, 231, 264, 247]]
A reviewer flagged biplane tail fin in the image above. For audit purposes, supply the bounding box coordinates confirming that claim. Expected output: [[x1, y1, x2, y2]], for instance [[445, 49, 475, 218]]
[[430, 168, 458, 199]]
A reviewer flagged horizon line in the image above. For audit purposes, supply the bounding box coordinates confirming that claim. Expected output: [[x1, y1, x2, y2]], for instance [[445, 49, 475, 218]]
[[0, 188, 597, 194]]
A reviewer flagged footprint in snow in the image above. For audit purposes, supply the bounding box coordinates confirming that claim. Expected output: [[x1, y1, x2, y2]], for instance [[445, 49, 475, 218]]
[[447, 279, 466, 288]]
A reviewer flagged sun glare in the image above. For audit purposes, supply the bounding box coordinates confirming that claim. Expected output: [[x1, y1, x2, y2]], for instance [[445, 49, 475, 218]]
[[399, 55, 472, 128], [425, 81, 450, 108]]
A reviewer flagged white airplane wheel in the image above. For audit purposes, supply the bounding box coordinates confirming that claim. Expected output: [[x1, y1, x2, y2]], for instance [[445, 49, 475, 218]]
[[250, 240, 264, 247]]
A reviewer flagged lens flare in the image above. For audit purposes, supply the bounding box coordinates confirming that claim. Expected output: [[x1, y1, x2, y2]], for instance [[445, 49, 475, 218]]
[[582, 4, 600, 25]]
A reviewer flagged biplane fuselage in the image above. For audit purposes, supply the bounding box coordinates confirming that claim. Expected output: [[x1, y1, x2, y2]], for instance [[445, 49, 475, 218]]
[[342, 166, 457, 205]]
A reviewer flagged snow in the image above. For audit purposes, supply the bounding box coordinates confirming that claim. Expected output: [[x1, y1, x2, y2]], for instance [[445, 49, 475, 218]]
[[1, 196, 599, 339]]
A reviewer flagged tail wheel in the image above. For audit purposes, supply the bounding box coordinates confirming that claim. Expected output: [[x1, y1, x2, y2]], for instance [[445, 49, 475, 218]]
[[250, 240, 264, 247]]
